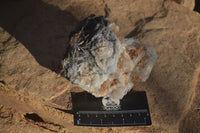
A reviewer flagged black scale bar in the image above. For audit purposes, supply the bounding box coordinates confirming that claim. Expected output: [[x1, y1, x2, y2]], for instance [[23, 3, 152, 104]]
[[74, 109, 151, 127], [72, 91, 152, 127]]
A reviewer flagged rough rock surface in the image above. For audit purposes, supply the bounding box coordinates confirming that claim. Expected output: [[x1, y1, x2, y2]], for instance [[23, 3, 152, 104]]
[[173, 0, 195, 10], [0, 0, 200, 133], [63, 15, 157, 107]]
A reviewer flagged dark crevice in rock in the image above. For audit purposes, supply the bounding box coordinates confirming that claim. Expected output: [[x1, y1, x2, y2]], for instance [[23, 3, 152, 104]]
[[24, 113, 45, 122], [24, 113, 63, 132], [126, 16, 154, 38], [54, 107, 74, 114], [2, 36, 12, 45], [194, 0, 200, 13], [102, 0, 111, 17], [173, 0, 182, 4], [126, 1, 168, 38], [142, 28, 169, 36], [37, 125, 58, 133], [104, 4, 111, 17], [0, 80, 6, 85]]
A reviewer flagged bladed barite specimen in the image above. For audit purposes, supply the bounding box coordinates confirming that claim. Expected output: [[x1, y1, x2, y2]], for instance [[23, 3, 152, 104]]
[[63, 15, 157, 110]]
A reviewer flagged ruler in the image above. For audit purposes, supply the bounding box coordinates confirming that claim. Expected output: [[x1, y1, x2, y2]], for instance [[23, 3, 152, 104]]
[[72, 91, 152, 127]]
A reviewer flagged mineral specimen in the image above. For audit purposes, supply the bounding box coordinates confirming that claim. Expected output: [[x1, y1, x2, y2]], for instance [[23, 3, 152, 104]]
[[63, 15, 157, 110]]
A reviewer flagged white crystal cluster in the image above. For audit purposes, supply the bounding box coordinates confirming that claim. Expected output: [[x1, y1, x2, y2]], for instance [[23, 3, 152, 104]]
[[63, 15, 157, 109]]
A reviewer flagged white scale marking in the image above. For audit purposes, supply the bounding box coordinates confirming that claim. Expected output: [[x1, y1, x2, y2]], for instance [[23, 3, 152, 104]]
[[76, 110, 150, 126], [78, 109, 148, 114], [77, 119, 80, 125]]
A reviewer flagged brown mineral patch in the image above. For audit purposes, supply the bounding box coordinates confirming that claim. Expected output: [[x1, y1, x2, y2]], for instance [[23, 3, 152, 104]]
[[137, 56, 147, 65], [99, 79, 111, 96], [110, 79, 120, 87], [123, 72, 131, 85], [132, 75, 140, 81], [123, 72, 130, 77], [126, 44, 144, 61], [117, 52, 132, 72], [117, 52, 125, 71]]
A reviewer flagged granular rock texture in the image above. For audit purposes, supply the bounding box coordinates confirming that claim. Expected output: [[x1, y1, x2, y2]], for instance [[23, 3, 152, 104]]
[[63, 15, 157, 105], [173, 0, 195, 10]]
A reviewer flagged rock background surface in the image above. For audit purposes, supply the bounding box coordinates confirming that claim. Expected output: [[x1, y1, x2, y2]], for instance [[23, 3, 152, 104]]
[[173, 0, 195, 10], [0, 0, 200, 133]]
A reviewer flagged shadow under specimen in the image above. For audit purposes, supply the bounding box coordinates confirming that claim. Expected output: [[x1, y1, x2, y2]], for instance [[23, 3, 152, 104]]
[[0, 0, 78, 73]]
